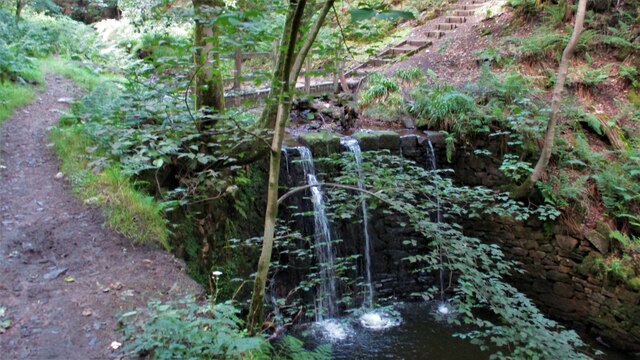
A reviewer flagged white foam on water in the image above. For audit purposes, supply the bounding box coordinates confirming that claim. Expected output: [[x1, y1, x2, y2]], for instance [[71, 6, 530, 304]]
[[314, 319, 353, 342], [437, 303, 450, 315], [359, 311, 401, 330]]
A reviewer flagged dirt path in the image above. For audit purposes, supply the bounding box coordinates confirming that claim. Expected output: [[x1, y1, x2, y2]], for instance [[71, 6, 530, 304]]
[[0, 74, 201, 359]]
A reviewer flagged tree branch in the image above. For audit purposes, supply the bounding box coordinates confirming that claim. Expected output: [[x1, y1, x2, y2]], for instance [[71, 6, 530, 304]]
[[277, 182, 389, 205]]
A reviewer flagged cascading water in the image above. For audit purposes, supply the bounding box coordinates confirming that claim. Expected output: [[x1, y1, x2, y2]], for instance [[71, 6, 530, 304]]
[[424, 134, 447, 313], [282, 148, 291, 183], [294, 147, 338, 321], [341, 138, 374, 309]]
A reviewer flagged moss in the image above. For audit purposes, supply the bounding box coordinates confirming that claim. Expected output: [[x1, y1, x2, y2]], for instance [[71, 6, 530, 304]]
[[298, 131, 341, 157], [628, 277, 640, 292], [378, 131, 401, 151], [352, 132, 379, 151], [629, 88, 640, 108], [576, 253, 606, 278], [352, 130, 400, 151]]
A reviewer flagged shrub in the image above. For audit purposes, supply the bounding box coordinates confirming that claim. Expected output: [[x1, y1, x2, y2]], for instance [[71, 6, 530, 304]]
[[394, 66, 424, 84], [619, 65, 639, 88], [410, 84, 476, 131], [120, 297, 331, 360], [567, 64, 612, 89], [359, 73, 401, 107]]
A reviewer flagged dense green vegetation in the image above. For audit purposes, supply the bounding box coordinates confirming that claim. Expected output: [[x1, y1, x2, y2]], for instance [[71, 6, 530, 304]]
[[1, 0, 639, 358]]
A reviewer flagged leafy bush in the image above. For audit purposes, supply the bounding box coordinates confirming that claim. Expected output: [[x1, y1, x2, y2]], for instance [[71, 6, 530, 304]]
[[567, 64, 612, 89], [500, 153, 534, 182], [394, 66, 424, 83], [359, 73, 401, 106], [358, 73, 407, 121], [120, 298, 266, 359], [0, 8, 103, 82], [619, 64, 638, 88], [507, 0, 539, 19], [504, 28, 565, 61], [538, 171, 589, 209], [410, 83, 475, 131], [592, 149, 640, 226], [476, 66, 535, 104], [602, 20, 640, 58], [475, 46, 507, 67], [120, 297, 331, 360], [505, 28, 596, 62]]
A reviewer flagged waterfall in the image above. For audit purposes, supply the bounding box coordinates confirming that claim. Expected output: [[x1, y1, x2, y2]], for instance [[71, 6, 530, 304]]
[[295, 146, 338, 321], [341, 138, 374, 309], [282, 148, 291, 183], [425, 135, 446, 304]]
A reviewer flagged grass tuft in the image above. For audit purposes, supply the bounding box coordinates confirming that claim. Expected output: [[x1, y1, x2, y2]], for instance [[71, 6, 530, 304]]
[[40, 58, 106, 91], [0, 82, 37, 124], [50, 123, 170, 249]]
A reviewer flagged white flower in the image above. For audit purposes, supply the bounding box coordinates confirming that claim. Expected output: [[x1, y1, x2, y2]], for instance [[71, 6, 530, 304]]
[[211, 270, 223, 277]]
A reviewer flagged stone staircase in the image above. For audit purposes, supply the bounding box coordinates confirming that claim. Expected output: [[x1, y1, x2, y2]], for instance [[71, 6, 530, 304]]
[[345, 0, 491, 81]]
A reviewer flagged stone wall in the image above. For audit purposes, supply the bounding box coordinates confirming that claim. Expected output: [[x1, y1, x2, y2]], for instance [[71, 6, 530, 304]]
[[461, 216, 640, 351], [450, 138, 640, 352]]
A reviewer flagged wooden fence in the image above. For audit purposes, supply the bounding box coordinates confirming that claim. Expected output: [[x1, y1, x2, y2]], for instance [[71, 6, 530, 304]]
[[222, 43, 346, 106]]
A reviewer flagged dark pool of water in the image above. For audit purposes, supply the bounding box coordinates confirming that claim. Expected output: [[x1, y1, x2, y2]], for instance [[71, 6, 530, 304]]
[[300, 303, 634, 360]]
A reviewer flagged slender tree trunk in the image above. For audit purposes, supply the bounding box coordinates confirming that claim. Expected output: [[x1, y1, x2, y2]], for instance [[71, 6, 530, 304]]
[[289, 0, 335, 84], [513, 0, 588, 198], [16, 0, 24, 23], [257, 0, 331, 131], [193, 0, 225, 129], [247, 0, 307, 334]]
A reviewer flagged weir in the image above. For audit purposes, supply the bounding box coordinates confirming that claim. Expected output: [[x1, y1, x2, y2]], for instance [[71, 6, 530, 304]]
[[425, 135, 446, 304], [294, 146, 338, 321], [341, 138, 374, 309]]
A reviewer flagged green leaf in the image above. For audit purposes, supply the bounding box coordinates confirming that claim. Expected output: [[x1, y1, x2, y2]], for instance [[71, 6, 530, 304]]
[[350, 8, 377, 22]]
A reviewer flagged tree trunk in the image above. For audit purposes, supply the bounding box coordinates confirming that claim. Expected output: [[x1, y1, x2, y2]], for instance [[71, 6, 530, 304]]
[[512, 0, 587, 198], [257, 0, 331, 131], [247, 0, 307, 335], [193, 0, 226, 129], [15, 0, 24, 23], [289, 0, 335, 84]]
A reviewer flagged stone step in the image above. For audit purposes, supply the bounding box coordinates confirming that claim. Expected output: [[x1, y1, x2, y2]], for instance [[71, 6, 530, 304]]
[[369, 58, 395, 67], [387, 46, 418, 55], [456, 4, 482, 10], [453, 10, 475, 16], [426, 31, 446, 39], [445, 16, 467, 23], [405, 39, 431, 47], [436, 23, 457, 31]]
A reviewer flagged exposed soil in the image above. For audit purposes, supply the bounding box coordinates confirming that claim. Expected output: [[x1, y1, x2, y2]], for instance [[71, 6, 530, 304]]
[[0, 75, 201, 359]]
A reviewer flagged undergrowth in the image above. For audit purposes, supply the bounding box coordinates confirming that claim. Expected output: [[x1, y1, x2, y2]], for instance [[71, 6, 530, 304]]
[[0, 81, 38, 124], [50, 122, 170, 249], [40, 57, 109, 91]]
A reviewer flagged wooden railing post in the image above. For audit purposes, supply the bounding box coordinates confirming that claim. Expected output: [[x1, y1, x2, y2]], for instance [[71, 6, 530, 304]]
[[338, 59, 350, 94], [304, 56, 311, 94], [333, 57, 339, 93], [234, 48, 242, 92], [272, 39, 278, 67]]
